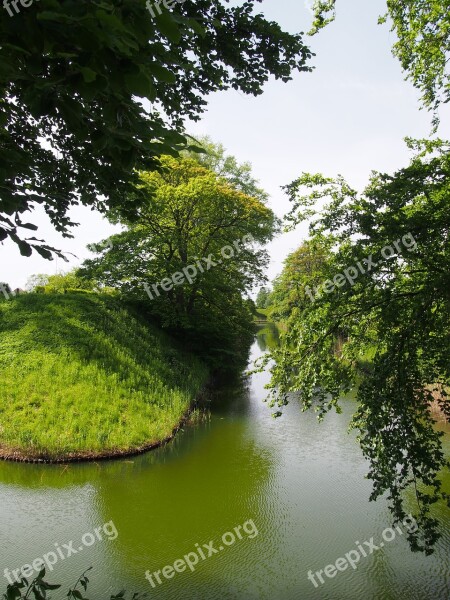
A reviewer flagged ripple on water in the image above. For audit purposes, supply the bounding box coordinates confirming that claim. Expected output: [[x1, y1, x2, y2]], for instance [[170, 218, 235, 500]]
[[0, 342, 449, 600]]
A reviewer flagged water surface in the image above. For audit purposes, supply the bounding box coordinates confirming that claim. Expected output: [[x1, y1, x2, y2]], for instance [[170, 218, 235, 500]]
[[0, 328, 449, 599]]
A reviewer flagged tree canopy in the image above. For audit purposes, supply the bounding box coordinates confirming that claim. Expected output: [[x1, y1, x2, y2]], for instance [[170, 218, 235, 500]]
[[268, 236, 332, 321], [265, 139, 450, 553], [184, 136, 269, 203], [26, 270, 96, 293], [0, 0, 312, 258], [79, 151, 276, 368], [256, 286, 272, 309]]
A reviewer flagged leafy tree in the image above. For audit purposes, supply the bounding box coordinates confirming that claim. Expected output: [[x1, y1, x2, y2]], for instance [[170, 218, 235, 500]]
[[26, 270, 96, 293], [268, 237, 332, 321], [79, 155, 276, 369], [185, 136, 269, 202], [265, 139, 450, 553], [25, 274, 50, 292], [0, 0, 312, 259], [256, 286, 271, 308], [309, 0, 450, 127]]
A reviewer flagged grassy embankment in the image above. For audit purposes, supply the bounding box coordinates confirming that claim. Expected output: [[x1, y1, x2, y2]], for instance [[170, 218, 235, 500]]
[[253, 307, 269, 322], [0, 293, 208, 462]]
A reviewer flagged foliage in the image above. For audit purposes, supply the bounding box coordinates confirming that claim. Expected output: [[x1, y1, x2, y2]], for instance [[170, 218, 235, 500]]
[[268, 236, 332, 321], [26, 270, 96, 293], [308, 0, 336, 35], [24, 274, 50, 292], [184, 136, 269, 202], [265, 139, 450, 553], [0, 0, 312, 258], [2, 568, 146, 600], [79, 154, 276, 369], [0, 293, 208, 459], [255, 286, 272, 309], [308, 0, 450, 127]]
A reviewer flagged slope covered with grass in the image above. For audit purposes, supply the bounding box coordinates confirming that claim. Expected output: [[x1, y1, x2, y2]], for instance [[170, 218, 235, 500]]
[[0, 293, 208, 461]]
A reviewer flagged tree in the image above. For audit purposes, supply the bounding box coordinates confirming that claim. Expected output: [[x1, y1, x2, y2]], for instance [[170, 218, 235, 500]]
[[184, 136, 269, 202], [25, 274, 50, 292], [256, 286, 271, 308], [265, 139, 450, 553], [26, 270, 96, 293], [309, 0, 450, 127], [0, 0, 312, 259], [79, 154, 276, 369], [268, 236, 332, 321]]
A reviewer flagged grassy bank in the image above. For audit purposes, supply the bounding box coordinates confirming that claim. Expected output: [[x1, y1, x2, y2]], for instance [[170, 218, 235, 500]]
[[253, 307, 269, 322], [0, 293, 208, 461]]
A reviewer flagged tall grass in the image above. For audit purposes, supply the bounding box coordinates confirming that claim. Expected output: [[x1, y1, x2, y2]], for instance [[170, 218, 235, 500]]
[[0, 293, 208, 459]]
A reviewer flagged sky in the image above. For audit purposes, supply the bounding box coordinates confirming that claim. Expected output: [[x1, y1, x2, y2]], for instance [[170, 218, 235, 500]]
[[2, 0, 450, 290]]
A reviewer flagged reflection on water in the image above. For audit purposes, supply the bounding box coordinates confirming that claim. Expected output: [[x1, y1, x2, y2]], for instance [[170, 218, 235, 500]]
[[0, 329, 448, 600], [255, 322, 280, 352]]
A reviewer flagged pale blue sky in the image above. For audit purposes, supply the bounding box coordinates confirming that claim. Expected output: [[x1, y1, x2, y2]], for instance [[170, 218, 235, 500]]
[[3, 0, 450, 289]]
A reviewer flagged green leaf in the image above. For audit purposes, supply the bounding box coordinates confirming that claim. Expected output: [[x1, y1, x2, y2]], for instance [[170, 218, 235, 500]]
[[79, 67, 97, 83], [19, 222, 39, 231], [154, 12, 181, 43], [34, 246, 54, 260], [147, 64, 176, 84], [6, 586, 22, 600], [31, 587, 45, 600], [187, 18, 206, 37], [37, 11, 80, 24], [41, 582, 62, 590], [124, 73, 156, 100], [18, 240, 32, 257]]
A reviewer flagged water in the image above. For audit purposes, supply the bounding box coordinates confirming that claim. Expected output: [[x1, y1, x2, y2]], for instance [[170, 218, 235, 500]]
[[0, 328, 449, 599]]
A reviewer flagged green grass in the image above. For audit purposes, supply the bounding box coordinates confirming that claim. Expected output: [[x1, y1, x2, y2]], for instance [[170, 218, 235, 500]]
[[253, 307, 269, 321], [0, 293, 208, 459]]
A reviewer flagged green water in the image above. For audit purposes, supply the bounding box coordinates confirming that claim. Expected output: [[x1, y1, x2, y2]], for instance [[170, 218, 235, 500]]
[[0, 327, 449, 599]]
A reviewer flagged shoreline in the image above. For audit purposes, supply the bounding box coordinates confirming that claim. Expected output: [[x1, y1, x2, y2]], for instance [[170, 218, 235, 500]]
[[0, 384, 212, 465]]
